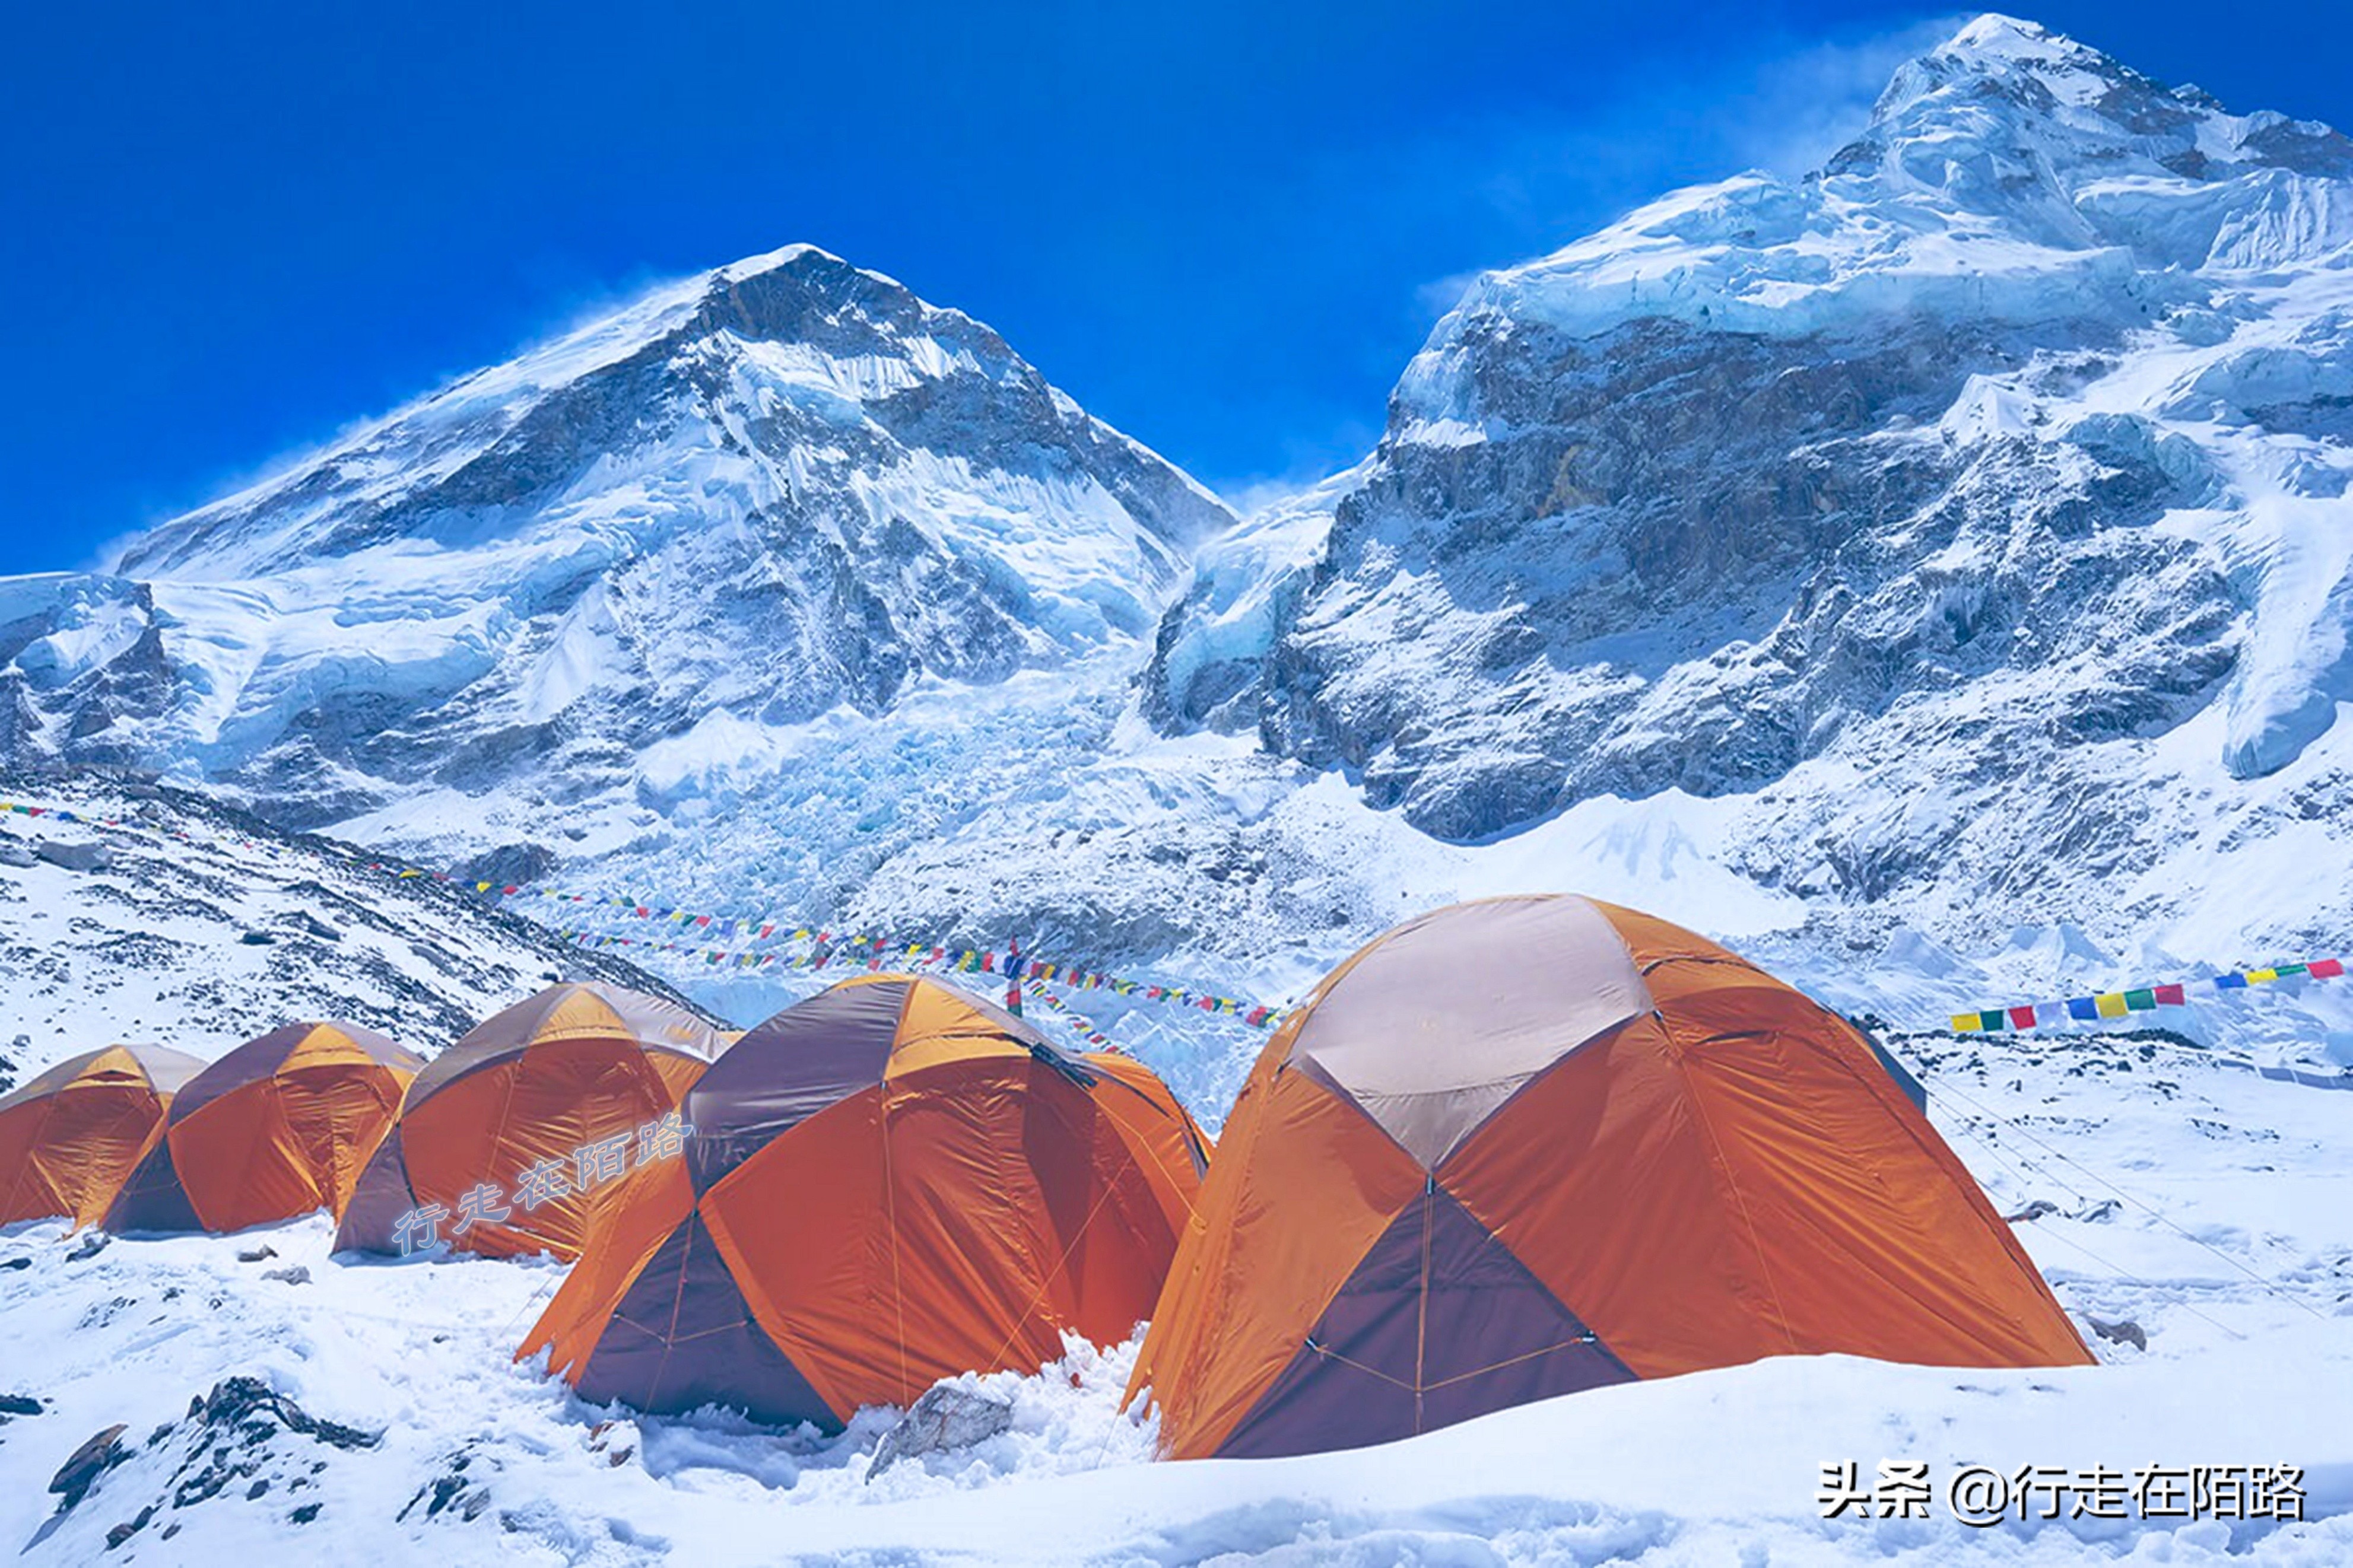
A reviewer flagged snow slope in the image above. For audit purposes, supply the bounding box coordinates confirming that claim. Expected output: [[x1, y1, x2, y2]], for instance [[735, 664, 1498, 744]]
[[0, 771, 706, 1082]]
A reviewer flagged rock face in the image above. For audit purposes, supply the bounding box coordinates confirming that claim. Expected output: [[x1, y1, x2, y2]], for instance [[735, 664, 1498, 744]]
[[0, 246, 1231, 835], [1146, 13, 2353, 956]]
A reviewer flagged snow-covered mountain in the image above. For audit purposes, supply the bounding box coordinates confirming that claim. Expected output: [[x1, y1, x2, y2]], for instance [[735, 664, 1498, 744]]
[[0, 244, 1228, 832], [1147, 13, 2353, 990], [5, 15, 2351, 1074]]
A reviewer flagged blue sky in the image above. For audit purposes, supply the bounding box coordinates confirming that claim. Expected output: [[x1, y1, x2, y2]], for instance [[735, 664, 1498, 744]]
[[5, 1, 2348, 570]]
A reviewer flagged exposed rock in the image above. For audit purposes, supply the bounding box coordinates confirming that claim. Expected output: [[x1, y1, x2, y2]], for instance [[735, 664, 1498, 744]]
[[34, 838, 112, 873], [452, 842, 558, 895], [261, 1265, 311, 1286], [2087, 1315, 2149, 1351], [868, 1383, 1015, 1480], [58, 1376, 388, 1540], [48, 1422, 128, 1509], [283, 909, 341, 942]]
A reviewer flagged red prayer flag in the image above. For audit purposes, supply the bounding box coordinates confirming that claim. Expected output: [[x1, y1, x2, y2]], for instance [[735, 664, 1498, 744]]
[[2008, 1005, 2036, 1028], [2153, 983, 2187, 1006], [2310, 958, 2345, 979]]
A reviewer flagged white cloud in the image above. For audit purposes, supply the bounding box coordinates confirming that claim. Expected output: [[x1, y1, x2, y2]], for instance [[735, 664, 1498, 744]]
[[1719, 15, 1969, 178], [1398, 14, 1972, 331]]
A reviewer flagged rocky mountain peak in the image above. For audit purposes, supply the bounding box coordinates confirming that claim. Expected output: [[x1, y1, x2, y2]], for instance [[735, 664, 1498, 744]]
[[1139, 14, 2353, 971], [1838, 12, 2353, 213]]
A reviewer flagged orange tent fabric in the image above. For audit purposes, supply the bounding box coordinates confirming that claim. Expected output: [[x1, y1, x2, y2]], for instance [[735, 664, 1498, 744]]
[[335, 982, 725, 1261], [520, 975, 1208, 1430], [1127, 896, 2092, 1461], [104, 1022, 423, 1233], [0, 1044, 206, 1229]]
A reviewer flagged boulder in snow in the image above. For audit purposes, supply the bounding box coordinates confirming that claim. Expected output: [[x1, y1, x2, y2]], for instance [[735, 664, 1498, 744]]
[[32, 839, 110, 873], [867, 1384, 1015, 1480], [47, 1423, 126, 1509]]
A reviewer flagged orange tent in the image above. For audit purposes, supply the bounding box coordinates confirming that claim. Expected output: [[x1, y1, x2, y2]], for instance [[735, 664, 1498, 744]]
[[0, 1044, 206, 1229], [520, 975, 1208, 1429], [1128, 896, 2092, 1461], [104, 1022, 423, 1233], [335, 982, 724, 1261]]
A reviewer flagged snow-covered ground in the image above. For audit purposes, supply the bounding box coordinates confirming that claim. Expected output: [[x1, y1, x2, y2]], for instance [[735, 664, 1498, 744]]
[[3, 1023, 2348, 1564]]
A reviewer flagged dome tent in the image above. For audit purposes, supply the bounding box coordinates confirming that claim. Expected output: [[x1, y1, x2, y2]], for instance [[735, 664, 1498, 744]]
[[520, 974, 1208, 1429], [336, 982, 725, 1262], [0, 1044, 207, 1229], [104, 1022, 423, 1234], [1126, 895, 2091, 1461]]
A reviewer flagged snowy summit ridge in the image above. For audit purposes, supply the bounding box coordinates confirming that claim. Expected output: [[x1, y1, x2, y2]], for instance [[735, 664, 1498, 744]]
[[1, 242, 1231, 844]]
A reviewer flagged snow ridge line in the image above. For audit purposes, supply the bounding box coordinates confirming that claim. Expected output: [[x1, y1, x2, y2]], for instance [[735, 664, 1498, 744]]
[[0, 794, 1293, 1033]]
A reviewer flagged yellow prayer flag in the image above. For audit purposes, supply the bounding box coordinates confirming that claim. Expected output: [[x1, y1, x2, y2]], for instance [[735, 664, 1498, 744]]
[[2094, 993, 2129, 1017]]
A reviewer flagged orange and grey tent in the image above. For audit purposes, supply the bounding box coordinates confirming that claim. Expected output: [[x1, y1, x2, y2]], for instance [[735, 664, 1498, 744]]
[[336, 982, 724, 1261], [1, 1044, 206, 1229], [1126, 896, 2091, 1461], [520, 975, 1208, 1429], [104, 1022, 423, 1234]]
